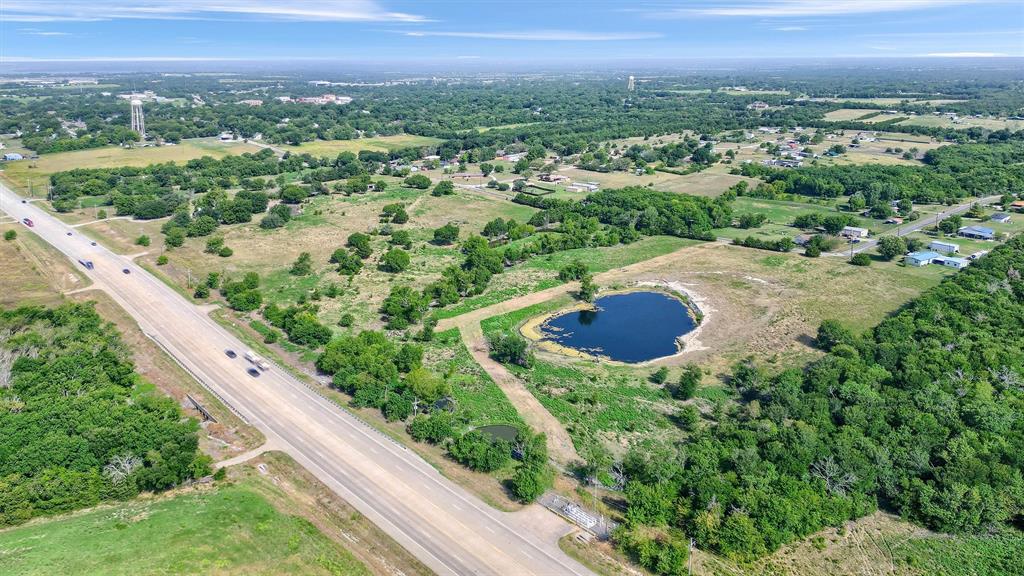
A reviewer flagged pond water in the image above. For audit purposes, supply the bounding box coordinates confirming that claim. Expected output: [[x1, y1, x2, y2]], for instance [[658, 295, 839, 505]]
[[476, 424, 519, 442], [540, 291, 697, 363]]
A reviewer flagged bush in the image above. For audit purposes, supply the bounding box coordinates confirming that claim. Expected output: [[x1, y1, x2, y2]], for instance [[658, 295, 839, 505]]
[[135, 234, 150, 246], [850, 252, 871, 266], [279, 184, 309, 204], [674, 363, 701, 400], [347, 232, 373, 259], [380, 248, 411, 273], [433, 223, 460, 245], [510, 464, 553, 502], [156, 254, 169, 265], [381, 285, 428, 329], [651, 367, 670, 384], [489, 333, 533, 367], [432, 180, 455, 196], [338, 313, 354, 327], [404, 174, 432, 189], [218, 246, 234, 258], [193, 285, 210, 299], [408, 412, 455, 444], [97, 209, 107, 219], [290, 252, 313, 275], [558, 260, 589, 281], [264, 329, 279, 344], [449, 431, 511, 472], [165, 227, 185, 248], [331, 249, 363, 276], [4, 230, 16, 241], [390, 229, 413, 249]]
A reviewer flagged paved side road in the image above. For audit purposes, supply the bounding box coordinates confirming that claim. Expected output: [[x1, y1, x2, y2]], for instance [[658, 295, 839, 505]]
[[830, 195, 1001, 256], [0, 185, 592, 576]]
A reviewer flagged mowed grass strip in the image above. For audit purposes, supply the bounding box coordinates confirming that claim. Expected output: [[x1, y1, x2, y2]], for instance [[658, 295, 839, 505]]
[[281, 134, 443, 157], [0, 482, 370, 576]]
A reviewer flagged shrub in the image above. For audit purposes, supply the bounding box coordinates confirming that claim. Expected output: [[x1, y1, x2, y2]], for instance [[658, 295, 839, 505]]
[[290, 252, 313, 275], [165, 227, 185, 248], [135, 234, 150, 246], [338, 313, 354, 327], [558, 260, 589, 281], [432, 180, 455, 196], [4, 230, 16, 241], [218, 246, 234, 258], [651, 367, 670, 384], [156, 254, 169, 265], [489, 333, 533, 367], [404, 174, 431, 189], [380, 248, 411, 273], [850, 252, 871, 266], [433, 223, 460, 245], [193, 285, 210, 299]]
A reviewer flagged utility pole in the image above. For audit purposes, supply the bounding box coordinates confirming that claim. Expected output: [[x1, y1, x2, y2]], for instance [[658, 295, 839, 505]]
[[688, 538, 694, 575]]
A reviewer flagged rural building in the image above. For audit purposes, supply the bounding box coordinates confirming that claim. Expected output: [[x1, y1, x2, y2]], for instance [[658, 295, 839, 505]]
[[539, 173, 569, 183], [929, 240, 960, 254], [566, 182, 600, 193], [238, 99, 263, 106], [1009, 200, 1024, 212], [747, 101, 770, 110], [990, 213, 1012, 224], [2, 153, 23, 161], [764, 158, 802, 168], [219, 132, 234, 141], [958, 225, 995, 240], [937, 256, 970, 270], [793, 233, 814, 246], [906, 251, 941, 267], [841, 226, 870, 239], [501, 152, 527, 162], [885, 216, 904, 225]]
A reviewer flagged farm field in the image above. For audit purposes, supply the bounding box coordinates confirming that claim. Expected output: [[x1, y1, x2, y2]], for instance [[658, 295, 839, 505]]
[[555, 165, 755, 197], [0, 481, 371, 576], [281, 134, 443, 156], [0, 138, 261, 195], [823, 108, 884, 122], [897, 114, 1024, 131]]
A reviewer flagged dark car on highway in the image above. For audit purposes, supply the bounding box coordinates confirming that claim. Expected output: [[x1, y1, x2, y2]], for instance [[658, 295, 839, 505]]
[[225, 349, 237, 358], [122, 268, 131, 274], [247, 368, 261, 377]]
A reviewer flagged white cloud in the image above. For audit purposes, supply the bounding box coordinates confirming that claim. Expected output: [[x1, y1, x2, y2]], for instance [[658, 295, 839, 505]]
[[17, 28, 72, 36], [400, 30, 662, 41], [0, 1, 427, 23], [923, 51, 1009, 57], [774, 26, 807, 31], [658, 0, 991, 18]]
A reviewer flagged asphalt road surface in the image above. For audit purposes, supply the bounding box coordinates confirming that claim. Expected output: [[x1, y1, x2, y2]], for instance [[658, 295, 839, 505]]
[[831, 195, 1002, 256], [0, 184, 592, 576]]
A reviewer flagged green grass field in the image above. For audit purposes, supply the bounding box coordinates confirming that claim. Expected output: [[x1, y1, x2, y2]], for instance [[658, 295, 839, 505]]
[[0, 138, 261, 194], [281, 134, 443, 157], [0, 482, 369, 576]]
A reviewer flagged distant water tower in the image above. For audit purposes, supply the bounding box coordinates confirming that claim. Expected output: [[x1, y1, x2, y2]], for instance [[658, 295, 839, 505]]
[[627, 75, 636, 92], [130, 99, 146, 139]]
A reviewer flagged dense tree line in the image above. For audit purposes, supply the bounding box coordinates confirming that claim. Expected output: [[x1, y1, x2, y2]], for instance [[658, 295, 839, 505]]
[[0, 303, 209, 526], [617, 237, 1024, 568]]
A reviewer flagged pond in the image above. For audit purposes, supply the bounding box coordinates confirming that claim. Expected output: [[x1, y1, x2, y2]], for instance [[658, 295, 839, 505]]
[[538, 291, 698, 363], [476, 424, 519, 442]]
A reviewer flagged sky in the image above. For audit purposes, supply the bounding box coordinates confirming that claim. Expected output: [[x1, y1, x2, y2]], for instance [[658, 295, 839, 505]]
[[1, 0, 1022, 64]]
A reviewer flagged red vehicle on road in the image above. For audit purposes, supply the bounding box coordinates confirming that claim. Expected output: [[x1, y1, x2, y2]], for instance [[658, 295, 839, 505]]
[[21, 218, 33, 227]]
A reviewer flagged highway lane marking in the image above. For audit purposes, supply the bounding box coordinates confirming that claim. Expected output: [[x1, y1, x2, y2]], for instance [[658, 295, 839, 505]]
[[484, 525, 496, 534]]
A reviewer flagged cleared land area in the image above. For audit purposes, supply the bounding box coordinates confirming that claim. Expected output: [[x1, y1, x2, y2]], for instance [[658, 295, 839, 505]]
[[823, 108, 884, 122], [0, 480, 372, 576], [281, 134, 443, 156], [0, 138, 261, 194], [897, 114, 1024, 131], [555, 165, 755, 197]]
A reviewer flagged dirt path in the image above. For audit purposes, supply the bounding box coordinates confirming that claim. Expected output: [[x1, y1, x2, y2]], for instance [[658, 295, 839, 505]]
[[459, 321, 581, 466]]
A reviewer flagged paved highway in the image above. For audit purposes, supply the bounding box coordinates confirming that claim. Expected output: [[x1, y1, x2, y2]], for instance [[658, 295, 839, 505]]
[[0, 184, 591, 576]]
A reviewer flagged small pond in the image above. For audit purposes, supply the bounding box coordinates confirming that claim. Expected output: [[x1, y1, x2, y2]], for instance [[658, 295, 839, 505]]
[[476, 424, 519, 442], [539, 291, 697, 363]]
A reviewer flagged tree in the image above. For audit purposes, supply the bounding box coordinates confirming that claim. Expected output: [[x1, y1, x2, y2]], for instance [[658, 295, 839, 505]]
[[290, 252, 313, 275], [876, 236, 907, 260], [558, 260, 589, 282], [381, 285, 428, 329], [165, 227, 185, 248], [380, 248, 411, 273], [432, 180, 455, 196], [850, 252, 871, 266], [578, 274, 598, 302], [4, 230, 16, 241], [331, 249, 363, 275], [390, 229, 413, 249], [347, 232, 373, 259], [675, 363, 701, 400], [406, 367, 449, 402], [433, 223, 460, 245], [939, 215, 962, 235], [279, 184, 309, 204], [510, 463, 553, 502], [650, 367, 669, 385], [489, 334, 533, 367], [404, 174, 431, 189], [815, 319, 854, 351], [135, 234, 150, 246]]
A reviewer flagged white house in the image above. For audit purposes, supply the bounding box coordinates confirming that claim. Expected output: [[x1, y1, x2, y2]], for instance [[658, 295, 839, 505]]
[[906, 251, 940, 267], [929, 240, 960, 254], [937, 256, 970, 270], [841, 226, 870, 239], [990, 213, 1012, 224]]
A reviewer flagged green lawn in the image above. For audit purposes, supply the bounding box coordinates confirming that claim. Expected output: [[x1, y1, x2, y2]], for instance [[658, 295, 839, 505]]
[[425, 329, 524, 428], [281, 135, 443, 157], [0, 482, 369, 576], [524, 236, 697, 274]]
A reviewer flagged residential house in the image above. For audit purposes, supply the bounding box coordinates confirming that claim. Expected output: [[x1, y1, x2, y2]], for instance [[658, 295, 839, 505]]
[[906, 251, 940, 267], [936, 256, 970, 270], [958, 225, 995, 240], [1008, 200, 1024, 212], [990, 213, 1012, 224], [841, 226, 870, 239], [2, 153, 23, 161], [929, 240, 960, 254]]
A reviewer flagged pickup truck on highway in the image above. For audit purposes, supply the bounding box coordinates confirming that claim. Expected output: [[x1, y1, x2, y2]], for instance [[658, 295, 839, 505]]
[[244, 350, 271, 371], [21, 218, 33, 227]]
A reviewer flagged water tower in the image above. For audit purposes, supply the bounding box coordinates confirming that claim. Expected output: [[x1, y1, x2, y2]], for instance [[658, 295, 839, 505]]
[[627, 75, 636, 92], [130, 99, 146, 139]]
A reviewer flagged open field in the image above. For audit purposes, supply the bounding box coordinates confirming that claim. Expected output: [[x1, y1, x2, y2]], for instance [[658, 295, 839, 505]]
[[0, 224, 89, 306], [823, 108, 884, 122], [281, 134, 444, 157], [897, 114, 1024, 131], [0, 138, 261, 195], [555, 165, 755, 197], [0, 481, 371, 576]]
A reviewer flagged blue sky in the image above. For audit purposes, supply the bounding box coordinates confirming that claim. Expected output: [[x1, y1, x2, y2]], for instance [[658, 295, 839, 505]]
[[2, 0, 1021, 63]]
